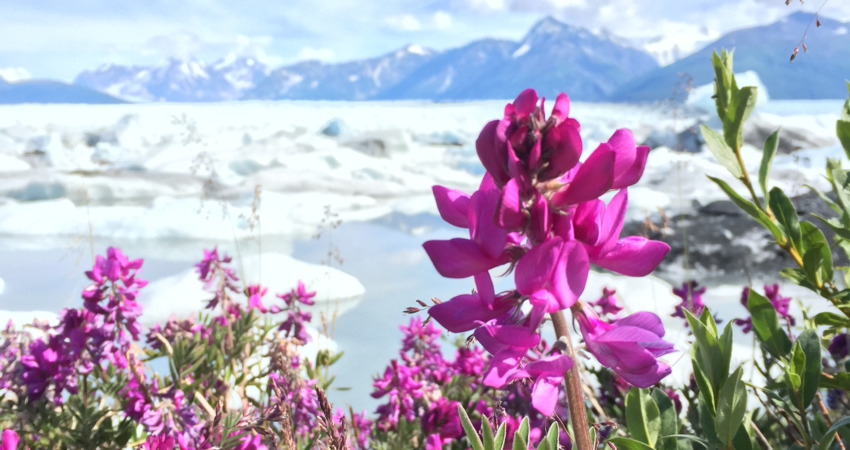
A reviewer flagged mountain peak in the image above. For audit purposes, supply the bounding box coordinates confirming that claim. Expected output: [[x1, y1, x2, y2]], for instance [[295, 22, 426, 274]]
[[531, 16, 568, 34]]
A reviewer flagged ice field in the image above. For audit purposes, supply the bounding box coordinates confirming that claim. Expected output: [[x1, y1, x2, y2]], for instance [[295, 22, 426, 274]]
[[0, 95, 846, 410]]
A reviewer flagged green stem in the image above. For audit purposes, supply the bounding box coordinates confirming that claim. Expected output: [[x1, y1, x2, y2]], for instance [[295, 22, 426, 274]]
[[551, 311, 592, 450]]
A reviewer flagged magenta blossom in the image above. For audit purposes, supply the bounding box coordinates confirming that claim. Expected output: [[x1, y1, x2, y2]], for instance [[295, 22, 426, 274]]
[[735, 284, 793, 332], [0, 429, 18, 450], [672, 281, 708, 320], [424, 88, 670, 414], [576, 305, 674, 387], [591, 287, 623, 317]]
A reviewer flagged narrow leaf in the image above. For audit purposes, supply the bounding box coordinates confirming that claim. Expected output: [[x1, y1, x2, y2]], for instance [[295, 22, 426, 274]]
[[608, 437, 655, 450], [702, 125, 743, 178], [457, 404, 485, 450], [839, 120, 850, 160], [746, 288, 793, 358], [626, 387, 661, 446], [798, 330, 822, 408], [816, 416, 850, 450], [759, 129, 780, 202], [494, 422, 507, 450], [769, 186, 802, 252], [481, 416, 496, 450], [714, 367, 747, 446], [708, 176, 783, 241], [725, 86, 757, 151], [814, 312, 850, 327]]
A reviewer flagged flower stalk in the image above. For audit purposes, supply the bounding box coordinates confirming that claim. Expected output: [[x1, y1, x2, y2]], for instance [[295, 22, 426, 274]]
[[551, 311, 592, 449]]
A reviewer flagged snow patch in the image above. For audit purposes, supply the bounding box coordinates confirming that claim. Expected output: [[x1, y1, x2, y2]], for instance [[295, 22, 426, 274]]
[[0, 67, 31, 83], [405, 44, 428, 55], [512, 43, 531, 59]]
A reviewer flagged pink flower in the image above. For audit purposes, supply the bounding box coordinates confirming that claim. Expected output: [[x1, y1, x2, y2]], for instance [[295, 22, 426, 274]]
[[576, 307, 674, 387], [140, 434, 176, 450], [571, 190, 669, 276], [590, 287, 623, 317], [428, 272, 515, 332], [424, 181, 511, 278], [515, 237, 588, 314], [0, 429, 18, 450], [246, 285, 268, 313], [508, 353, 573, 416]]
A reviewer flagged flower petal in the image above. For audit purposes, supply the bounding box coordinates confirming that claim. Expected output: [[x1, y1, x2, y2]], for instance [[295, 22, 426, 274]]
[[551, 143, 614, 206], [608, 129, 649, 189], [432, 185, 470, 228], [592, 237, 670, 277], [497, 178, 525, 229], [475, 120, 510, 186], [423, 238, 509, 278]]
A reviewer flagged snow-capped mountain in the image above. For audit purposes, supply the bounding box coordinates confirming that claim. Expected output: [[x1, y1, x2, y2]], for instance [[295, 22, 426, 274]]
[[69, 17, 657, 103], [375, 38, 517, 100], [610, 11, 850, 101], [465, 16, 657, 101], [244, 45, 436, 100], [74, 56, 269, 102], [377, 17, 658, 101]]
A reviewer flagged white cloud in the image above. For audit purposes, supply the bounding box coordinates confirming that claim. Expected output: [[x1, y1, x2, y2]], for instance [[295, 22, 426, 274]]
[[384, 14, 422, 31], [463, 0, 508, 12], [433, 11, 453, 29], [0, 67, 31, 82], [229, 34, 282, 66], [147, 32, 204, 60], [297, 46, 335, 61]]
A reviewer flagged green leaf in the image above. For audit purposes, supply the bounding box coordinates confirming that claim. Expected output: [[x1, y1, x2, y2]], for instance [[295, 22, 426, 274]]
[[746, 288, 793, 359], [481, 416, 496, 450], [780, 267, 818, 290], [707, 176, 783, 241], [685, 310, 722, 411], [651, 389, 679, 439], [626, 387, 662, 447], [798, 330, 822, 408], [805, 184, 841, 214], [661, 435, 713, 449], [812, 213, 850, 241], [769, 186, 802, 252], [786, 340, 805, 392], [536, 423, 559, 450], [702, 125, 743, 178], [512, 418, 530, 450], [457, 404, 484, 450], [714, 366, 747, 447], [800, 221, 834, 284], [711, 50, 736, 120], [731, 425, 754, 450], [814, 311, 850, 327], [698, 400, 722, 446], [494, 422, 507, 450], [820, 372, 850, 390], [816, 416, 850, 450], [608, 437, 655, 450], [828, 161, 850, 213], [838, 120, 850, 160], [759, 129, 780, 202], [725, 86, 757, 151]]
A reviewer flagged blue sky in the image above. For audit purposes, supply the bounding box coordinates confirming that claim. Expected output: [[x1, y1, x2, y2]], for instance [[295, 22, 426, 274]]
[[1, 0, 846, 82]]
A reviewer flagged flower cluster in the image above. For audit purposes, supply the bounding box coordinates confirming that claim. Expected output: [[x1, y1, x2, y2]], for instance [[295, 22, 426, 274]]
[[671, 281, 708, 320], [423, 89, 672, 414], [20, 247, 147, 404], [372, 317, 483, 446], [372, 317, 565, 448], [735, 283, 795, 332]]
